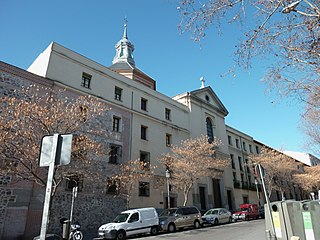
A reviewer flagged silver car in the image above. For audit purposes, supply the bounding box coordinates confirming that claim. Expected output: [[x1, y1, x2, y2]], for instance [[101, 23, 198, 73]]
[[202, 208, 232, 225], [159, 206, 202, 232]]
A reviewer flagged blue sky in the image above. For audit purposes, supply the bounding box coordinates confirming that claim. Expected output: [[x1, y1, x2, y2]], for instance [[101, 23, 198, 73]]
[[0, 0, 308, 154]]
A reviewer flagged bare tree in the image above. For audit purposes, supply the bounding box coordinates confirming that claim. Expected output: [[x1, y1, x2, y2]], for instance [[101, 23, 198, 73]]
[[294, 165, 320, 192], [300, 106, 320, 156], [177, 0, 320, 154], [249, 146, 301, 199], [0, 85, 111, 195], [108, 158, 156, 209], [158, 135, 229, 206]]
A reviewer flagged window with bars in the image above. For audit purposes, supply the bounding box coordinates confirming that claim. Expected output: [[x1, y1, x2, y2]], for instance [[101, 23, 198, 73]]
[[109, 145, 121, 164], [106, 178, 118, 195], [139, 181, 150, 197]]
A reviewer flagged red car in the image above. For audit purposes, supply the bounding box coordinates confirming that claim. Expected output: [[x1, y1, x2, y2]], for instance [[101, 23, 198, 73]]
[[232, 204, 260, 221]]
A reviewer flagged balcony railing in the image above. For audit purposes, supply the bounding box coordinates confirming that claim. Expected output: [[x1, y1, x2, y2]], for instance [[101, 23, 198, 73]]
[[233, 180, 241, 188], [242, 182, 249, 189]]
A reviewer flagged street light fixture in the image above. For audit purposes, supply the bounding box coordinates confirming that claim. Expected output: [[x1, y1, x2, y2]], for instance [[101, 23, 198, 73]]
[[165, 169, 171, 209]]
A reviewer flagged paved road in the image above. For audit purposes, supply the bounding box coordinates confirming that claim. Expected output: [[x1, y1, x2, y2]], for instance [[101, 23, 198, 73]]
[[124, 219, 266, 240]]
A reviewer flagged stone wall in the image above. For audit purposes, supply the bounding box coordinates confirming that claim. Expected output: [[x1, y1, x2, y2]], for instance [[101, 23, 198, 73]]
[[48, 191, 126, 238], [0, 61, 131, 239]]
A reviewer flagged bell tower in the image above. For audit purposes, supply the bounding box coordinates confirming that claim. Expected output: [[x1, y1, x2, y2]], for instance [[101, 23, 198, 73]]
[[112, 18, 135, 67]]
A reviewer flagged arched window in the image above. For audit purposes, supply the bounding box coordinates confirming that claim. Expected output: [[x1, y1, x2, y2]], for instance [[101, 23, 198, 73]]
[[206, 117, 214, 143]]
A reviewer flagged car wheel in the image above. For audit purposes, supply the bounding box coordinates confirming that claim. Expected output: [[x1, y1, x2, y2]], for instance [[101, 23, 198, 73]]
[[116, 230, 126, 240], [194, 220, 201, 229], [150, 226, 158, 235], [229, 217, 232, 223], [168, 223, 176, 233], [245, 216, 249, 221], [214, 218, 219, 225]]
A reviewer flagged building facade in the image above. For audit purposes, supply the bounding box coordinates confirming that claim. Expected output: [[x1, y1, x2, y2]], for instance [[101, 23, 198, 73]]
[[0, 23, 312, 239]]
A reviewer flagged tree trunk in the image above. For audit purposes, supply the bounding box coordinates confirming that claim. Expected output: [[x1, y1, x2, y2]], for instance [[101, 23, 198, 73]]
[[183, 183, 193, 206]]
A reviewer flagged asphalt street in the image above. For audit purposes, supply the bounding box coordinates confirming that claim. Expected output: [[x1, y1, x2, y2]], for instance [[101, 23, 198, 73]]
[[92, 219, 266, 240]]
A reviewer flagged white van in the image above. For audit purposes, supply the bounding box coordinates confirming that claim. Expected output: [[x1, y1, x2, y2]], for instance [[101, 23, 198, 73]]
[[98, 207, 159, 240]]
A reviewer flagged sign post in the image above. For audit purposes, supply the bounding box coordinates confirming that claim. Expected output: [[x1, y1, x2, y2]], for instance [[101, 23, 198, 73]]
[[39, 133, 72, 240], [39, 134, 59, 240]]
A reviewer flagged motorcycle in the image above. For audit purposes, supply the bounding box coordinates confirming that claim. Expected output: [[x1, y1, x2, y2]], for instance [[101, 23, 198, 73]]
[[69, 221, 83, 240]]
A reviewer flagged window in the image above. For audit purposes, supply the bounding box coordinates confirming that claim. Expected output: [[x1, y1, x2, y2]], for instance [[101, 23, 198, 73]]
[[139, 182, 150, 196], [66, 175, 83, 191], [231, 154, 235, 169], [166, 134, 172, 147], [140, 151, 150, 170], [114, 87, 122, 101], [256, 146, 260, 154], [106, 178, 118, 194], [81, 72, 91, 88], [109, 145, 121, 164], [249, 144, 252, 153], [113, 116, 121, 132], [236, 139, 240, 148], [233, 172, 237, 181], [165, 108, 171, 120], [141, 125, 147, 140], [141, 98, 147, 111], [245, 159, 250, 173], [242, 142, 247, 151], [238, 156, 243, 171], [206, 117, 214, 143], [129, 213, 139, 222], [228, 135, 232, 145]]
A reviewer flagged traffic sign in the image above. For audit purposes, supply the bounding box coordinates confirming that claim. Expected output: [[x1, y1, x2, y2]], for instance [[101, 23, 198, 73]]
[[39, 134, 73, 167]]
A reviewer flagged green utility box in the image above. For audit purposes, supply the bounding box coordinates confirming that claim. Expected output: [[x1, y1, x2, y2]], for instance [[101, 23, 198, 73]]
[[265, 200, 320, 240]]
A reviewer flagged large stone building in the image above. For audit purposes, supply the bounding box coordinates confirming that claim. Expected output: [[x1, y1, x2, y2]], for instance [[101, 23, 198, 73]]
[[0, 23, 311, 239]]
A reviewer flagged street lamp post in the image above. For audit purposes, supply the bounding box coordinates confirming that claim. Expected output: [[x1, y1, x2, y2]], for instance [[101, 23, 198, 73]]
[[165, 169, 171, 209], [254, 179, 260, 206]]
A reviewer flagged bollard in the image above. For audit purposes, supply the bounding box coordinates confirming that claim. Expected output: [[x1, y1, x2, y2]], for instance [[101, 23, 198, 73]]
[[62, 220, 70, 240]]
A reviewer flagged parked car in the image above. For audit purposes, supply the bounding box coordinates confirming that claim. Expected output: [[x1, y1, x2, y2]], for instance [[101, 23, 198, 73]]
[[159, 206, 202, 232], [98, 207, 159, 240], [202, 208, 232, 225], [232, 203, 260, 221]]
